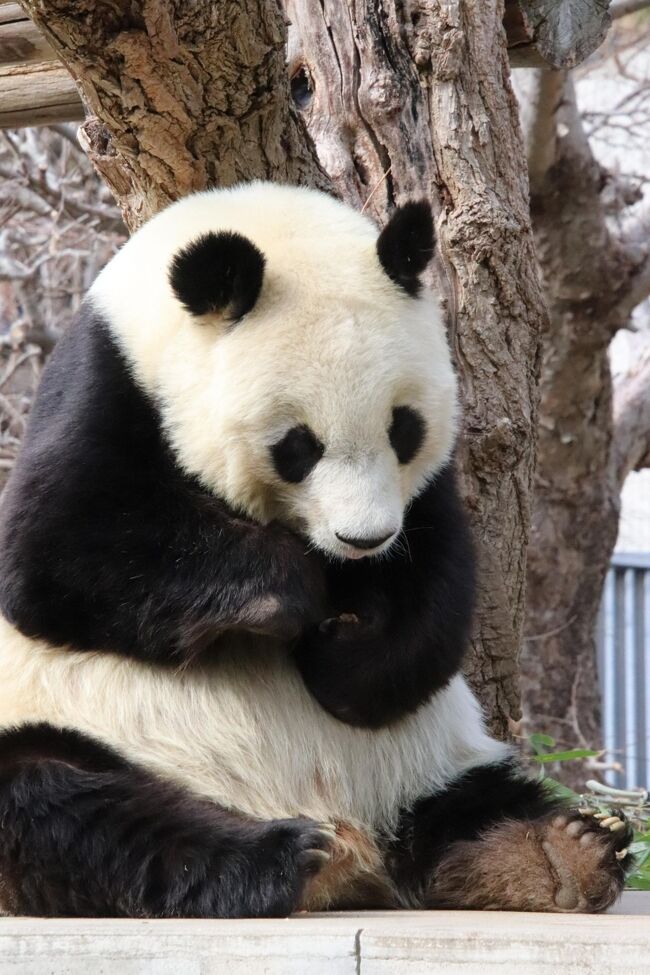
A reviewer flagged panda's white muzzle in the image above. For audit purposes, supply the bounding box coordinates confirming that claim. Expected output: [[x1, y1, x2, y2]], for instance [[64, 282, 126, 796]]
[[300, 454, 403, 561]]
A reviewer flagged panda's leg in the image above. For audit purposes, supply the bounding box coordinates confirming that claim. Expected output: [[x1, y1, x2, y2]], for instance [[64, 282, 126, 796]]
[[388, 760, 633, 913], [0, 723, 334, 918]]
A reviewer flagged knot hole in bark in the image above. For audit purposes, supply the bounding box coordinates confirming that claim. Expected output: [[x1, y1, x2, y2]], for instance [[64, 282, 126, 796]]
[[290, 64, 314, 110], [78, 118, 117, 160]]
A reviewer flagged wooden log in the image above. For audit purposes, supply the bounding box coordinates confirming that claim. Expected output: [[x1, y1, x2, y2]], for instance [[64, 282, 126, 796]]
[[0, 4, 26, 27], [0, 59, 83, 128], [0, 3, 83, 127], [0, 3, 83, 128], [0, 0, 614, 132], [0, 18, 55, 65], [504, 0, 612, 68]]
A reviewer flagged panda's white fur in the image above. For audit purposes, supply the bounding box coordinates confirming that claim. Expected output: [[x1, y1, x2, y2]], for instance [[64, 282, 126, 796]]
[[91, 182, 458, 558], [0, 182, 510, 911], [0, 618, 508, 833]]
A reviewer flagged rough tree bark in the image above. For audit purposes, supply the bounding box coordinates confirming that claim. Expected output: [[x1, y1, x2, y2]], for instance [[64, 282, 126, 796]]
[[20, 0, 327, 229], [517, 70, 650, 781], [287, 0, 549, 737], [21, 0, 550, 738], [504, 0, 611, 68]]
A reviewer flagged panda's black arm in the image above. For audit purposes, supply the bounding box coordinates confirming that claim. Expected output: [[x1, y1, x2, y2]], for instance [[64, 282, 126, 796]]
[[0, 312, 325, 661], [294, 465, 475, 727]]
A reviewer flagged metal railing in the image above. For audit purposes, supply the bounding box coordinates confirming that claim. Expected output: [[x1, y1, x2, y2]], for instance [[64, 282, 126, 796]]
[[597, 553, 650, 789]]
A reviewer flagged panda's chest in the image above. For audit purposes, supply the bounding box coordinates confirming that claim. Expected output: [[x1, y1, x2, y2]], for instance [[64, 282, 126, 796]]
[[0, 619, 506, 831]]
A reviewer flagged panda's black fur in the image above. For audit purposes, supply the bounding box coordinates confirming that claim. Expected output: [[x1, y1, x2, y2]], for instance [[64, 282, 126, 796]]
[[0, 310, 326, 663], [0, 186, 632, 918], [0, 307, 473, 727]]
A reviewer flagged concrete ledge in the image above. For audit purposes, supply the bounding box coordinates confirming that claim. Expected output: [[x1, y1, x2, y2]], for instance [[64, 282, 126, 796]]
[[1, 901, 649, 975]]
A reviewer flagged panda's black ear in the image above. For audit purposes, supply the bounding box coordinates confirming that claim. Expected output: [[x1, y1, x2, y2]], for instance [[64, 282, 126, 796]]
[[169, 231, 265, 321], [376, 201, 435, 297]]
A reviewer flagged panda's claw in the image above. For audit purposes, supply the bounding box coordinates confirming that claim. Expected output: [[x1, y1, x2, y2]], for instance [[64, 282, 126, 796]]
[[599, 815, 627, 832], [299, 848, 331, 870], [599, 816, 620, 828], [316, 822, 337, 838]]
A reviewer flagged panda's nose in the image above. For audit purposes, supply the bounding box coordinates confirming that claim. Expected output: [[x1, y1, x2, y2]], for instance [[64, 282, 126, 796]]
[[335, 531, 394, 550]]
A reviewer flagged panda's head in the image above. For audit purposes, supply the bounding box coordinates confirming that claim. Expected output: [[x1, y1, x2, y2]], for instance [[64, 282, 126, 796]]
[[93, 184, 458, 561]]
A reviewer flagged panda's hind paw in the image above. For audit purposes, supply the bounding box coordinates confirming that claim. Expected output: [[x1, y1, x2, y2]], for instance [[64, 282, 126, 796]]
[[539, 808, 633, 912], [428, 807, 632, 913]]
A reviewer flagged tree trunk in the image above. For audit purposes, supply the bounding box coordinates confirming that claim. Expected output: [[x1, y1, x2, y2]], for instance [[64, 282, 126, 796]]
[[518, 71, 650, 783], [21, 0, 327, 230], [270, 0, 548, 738], [21, 0, 549, 738]]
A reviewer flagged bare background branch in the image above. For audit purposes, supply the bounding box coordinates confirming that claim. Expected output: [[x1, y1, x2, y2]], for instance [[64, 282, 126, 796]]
[[0, 125, 126, 487]]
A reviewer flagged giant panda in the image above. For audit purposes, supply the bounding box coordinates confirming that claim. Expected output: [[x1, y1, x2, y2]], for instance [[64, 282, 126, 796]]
[[0, 182, 631, 918]]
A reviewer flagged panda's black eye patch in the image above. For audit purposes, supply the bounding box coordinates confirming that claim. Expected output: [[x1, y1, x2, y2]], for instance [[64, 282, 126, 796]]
[[389, 406, 426, 464], [271, 425, 324, 483]]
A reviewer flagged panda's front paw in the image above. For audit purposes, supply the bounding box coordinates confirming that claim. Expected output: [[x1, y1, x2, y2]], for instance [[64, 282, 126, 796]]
[[294, 618, 391, 728], [240, 594, 318, 640]]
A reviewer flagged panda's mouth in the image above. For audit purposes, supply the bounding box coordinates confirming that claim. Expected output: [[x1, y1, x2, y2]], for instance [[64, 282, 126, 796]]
[[335, 528, 396, 556], [297, 512, 401, 562], [333, 532, 398, 561], [308, 533, 396, 563]]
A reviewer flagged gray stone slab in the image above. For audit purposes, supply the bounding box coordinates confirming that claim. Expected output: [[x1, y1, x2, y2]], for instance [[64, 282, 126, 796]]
[[1, 902, 649, 975], [0, 916, 360, 975]]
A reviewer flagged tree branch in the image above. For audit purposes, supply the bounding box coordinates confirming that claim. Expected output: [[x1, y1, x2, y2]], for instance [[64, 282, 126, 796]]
[[515, 69, 567, 195], [615, 248, 650, 322], [504, 0, 611, 68], [0, 162, 125, 234], [612, 0, 650, 19], [612, 351, 650, 485], [516, 70, 649, 327]]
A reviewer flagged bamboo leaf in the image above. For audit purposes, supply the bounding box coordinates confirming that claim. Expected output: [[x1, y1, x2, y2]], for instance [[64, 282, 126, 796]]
[[531, 748, 600, 763]]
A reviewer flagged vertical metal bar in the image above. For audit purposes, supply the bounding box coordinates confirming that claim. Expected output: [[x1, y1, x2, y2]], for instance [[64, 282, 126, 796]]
[[624, 567, 638, 788], [615, 569, 627, 788], [635, 569, 647, 791], [644, 569, 650, 791], [602, 569, 618, 787]]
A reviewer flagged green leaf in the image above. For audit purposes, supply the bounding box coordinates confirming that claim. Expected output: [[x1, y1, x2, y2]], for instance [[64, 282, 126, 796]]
[[531, 749, 601, 764], [630, 846, 650, 869], [543, 777, 582, 802], [626, 831, 650, 889], [630, 833, 650, 865], [627, 872, 650, 891], [543, 777, 579, 799], [529, 733, 556, 755]]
